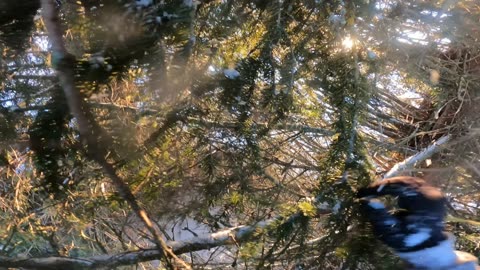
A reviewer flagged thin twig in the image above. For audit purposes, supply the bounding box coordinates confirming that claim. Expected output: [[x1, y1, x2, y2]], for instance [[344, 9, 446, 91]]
[[40, 1, 190, 269]]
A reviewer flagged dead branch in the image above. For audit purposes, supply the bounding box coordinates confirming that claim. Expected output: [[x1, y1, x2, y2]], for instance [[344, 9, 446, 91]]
[[40, 1, 190, 269], [384, 135, 451, 178], [0, 214, 308, 269]]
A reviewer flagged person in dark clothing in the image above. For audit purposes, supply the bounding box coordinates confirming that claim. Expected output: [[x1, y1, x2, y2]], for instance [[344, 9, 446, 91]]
[[358, 176, 479, 270]]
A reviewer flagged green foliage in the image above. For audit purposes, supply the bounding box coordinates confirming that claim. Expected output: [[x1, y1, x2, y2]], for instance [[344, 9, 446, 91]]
[[28, 87, 72, 193], [298, 201, 317, 218], [0, 0, 39, 53]]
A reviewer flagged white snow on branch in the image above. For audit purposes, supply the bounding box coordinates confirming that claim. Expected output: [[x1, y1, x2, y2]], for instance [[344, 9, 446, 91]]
[[223, 69, 240, 79]]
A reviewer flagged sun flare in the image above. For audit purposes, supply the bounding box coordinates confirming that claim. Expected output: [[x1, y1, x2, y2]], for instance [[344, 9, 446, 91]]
[[342, 36, 355, 49]]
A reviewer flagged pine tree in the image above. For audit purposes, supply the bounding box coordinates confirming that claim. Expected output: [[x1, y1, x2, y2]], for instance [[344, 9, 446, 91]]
[[0, 0, 478, 269]]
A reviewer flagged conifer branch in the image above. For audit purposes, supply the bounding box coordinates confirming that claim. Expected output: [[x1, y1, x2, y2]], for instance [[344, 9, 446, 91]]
[[0, 213, 310, 269], [40, 1, 190, 269]]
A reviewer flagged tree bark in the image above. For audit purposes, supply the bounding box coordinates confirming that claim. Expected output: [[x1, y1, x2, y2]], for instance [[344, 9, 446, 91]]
[[40, 1, 190, 269]]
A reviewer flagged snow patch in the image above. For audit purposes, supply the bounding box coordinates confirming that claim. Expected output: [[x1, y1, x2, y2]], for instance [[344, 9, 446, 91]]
[[328, 14, 346, 26], [136, 0, 152, 7], [332, 202, 341, 214], [317, 202, 330, 210], [223, 69, 240, 79]]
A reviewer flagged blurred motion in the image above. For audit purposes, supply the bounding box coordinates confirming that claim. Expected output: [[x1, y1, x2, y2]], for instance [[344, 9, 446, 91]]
[[0, 0, 479, 269], [358, 176, 479, 269]]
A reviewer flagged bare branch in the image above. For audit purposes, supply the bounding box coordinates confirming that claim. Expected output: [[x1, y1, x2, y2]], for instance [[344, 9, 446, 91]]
[[0, 214, 310, 269], [40, 1, 190, 269], [384, 135, 451, 178]]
